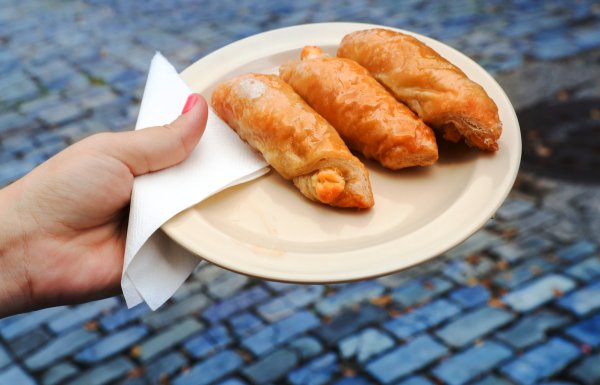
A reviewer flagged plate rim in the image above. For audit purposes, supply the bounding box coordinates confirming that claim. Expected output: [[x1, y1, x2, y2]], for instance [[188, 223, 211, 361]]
[[163, 21, 522, 283]]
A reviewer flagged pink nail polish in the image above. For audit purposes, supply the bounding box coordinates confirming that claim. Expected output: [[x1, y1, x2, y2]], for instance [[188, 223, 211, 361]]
[[182, 94, 199, 114]]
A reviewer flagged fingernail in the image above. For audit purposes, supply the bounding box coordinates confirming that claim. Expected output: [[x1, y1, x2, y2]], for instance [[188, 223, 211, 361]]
[[181, 94, 199, 114]]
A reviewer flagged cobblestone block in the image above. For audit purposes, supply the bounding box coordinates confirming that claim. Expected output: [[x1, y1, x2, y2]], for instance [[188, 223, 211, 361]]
[[173, 350, 243, 385], [494, 258, 554, 289], [315, 304, 387, 344], [171, 280, 203, 302], [37, 102, 84, 127], [77, 86, 120, 110], [0, 306, 66, 340], [488, 243, 522, 263], [566, 314, 600, 347], [207, 272, 249, 299], [142, 294, 209, 330], [42, 362, 78, 385], [202, 285, 270, 324], [543, 215, 581, 243], [445, 230, 503, 259], [75, 325, 148, 363], [81, 60, 125, 84], [288, 353, 338, 385], [511, 210, 558, 233], [242, 348, 298, 383], [503, 274, 576, 312], [450, 285, 490, 308], [0, 365, 36, 385], [518, 235, 554, 256], [100, 303, 151, 332], [384, 299, 461, 339], [436, 307, 514, 348], [46, 72, 91, 93], [496, 199, 536, 220], [500, 338, 580, 385], [19, 94, 62, 115], [25, 328, 99, 371], [556, 240, 597, 262], [366, 335, 448, 384], [289, 336, 323, 360], [228, 312, 263, 338], [338, 328, 394, 363], [0, 112, 38, 134], [573, 23, 600, 49], [48, 297, 119, 333], [242, 311, 319, 356], [65, 357, 134, 385], [472, 376, 513, 385], [7, 327, 50, 359], [137, 318, 203, 362], [530, 34, 580, 61], [31, 130, 67, 149], [315, 281, 384, 316], [557, 280, 600, 316], [0, 77, 39, 104], [257, 285, 324, 322], [107, 68, 144, 85], [443, 257, 495, 284], [145, 351, 187, 383], [183, 324, 231, 358], [566, 257, 600, 281], [392, 277, 453, 307], [432, 341, 512, 385], [396, 376, 434, 385], [496, 311, 570, 349], [1, 134, 36, 156], [0, 346, 8, 371], [570, 352, 600, 385]]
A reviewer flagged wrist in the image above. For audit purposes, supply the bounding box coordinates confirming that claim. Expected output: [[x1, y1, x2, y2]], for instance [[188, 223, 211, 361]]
[[0, 180, 33, 317]]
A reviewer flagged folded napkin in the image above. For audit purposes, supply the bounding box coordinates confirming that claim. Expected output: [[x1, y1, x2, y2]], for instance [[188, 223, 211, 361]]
[[121, 52, 269, 310]]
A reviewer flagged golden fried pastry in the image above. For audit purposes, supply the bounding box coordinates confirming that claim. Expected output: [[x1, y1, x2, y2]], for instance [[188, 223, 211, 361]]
[[280, 46, 438, 170], [211, 73, 374, 209], [338, 28, 502, 151]]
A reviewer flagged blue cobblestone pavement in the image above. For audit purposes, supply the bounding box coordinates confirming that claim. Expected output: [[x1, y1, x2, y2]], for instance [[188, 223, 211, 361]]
[[2, 0, 600, 384]]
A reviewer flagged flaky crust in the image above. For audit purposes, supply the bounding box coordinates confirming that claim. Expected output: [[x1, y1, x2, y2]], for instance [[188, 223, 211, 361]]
[[280, 46, 438, 170], [338, 28, 502, 151], [211, 73, 374, 208]]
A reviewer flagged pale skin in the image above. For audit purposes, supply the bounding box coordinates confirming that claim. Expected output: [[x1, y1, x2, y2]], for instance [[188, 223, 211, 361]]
[[0, 94, 208, 318]]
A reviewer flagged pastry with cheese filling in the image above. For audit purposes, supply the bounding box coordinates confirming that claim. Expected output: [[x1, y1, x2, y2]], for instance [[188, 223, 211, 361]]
[[211, 73, 374, 208]]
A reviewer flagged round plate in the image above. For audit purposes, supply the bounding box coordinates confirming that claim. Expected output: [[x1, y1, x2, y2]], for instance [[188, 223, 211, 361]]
[[162, 22, 521, 283]]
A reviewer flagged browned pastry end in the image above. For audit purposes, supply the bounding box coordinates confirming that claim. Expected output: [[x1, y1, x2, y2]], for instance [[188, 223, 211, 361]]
[[211, 73, 374, 209], [338, 28, 502, 151], [280, 46, 438, 170]]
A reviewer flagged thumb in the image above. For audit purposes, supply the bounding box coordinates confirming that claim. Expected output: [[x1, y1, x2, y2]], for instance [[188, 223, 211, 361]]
[[105, 93, 208, 176]]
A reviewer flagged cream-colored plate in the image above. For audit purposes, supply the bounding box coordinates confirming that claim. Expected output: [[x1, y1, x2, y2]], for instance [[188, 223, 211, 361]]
[[162, 22, 521, 283]]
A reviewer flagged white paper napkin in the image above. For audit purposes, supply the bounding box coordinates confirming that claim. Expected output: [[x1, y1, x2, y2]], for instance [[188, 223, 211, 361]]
[[121, 52, 269, 310]]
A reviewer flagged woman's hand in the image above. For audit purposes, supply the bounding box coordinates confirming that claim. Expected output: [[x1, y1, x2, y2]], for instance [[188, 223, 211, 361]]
[[0, 94, 208, 317]]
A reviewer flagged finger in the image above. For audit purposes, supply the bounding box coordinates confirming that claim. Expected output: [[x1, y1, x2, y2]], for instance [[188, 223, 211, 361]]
[[103, 93, 208, 176]]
